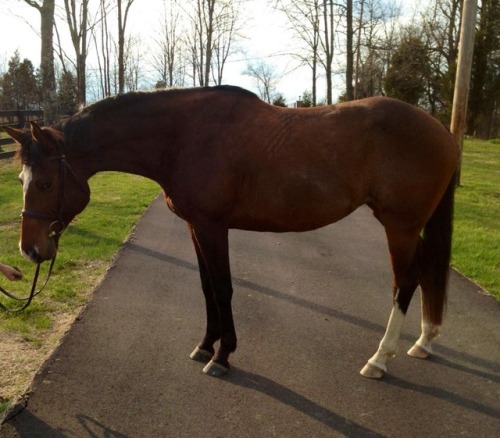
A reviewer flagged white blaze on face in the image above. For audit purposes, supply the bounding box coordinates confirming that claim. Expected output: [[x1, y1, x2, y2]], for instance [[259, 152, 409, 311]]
[[18, 165, 34, 259], [19, 165, 33, 201]]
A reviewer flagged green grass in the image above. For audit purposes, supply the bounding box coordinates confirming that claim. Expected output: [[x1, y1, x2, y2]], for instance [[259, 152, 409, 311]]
[[0, 160, 159, 322], [0, 158, 159, 414], [0, 132, 17, 153], [453, 138, 500, 298], [0, 160, 160, 417], [0, 400, 8, 415]]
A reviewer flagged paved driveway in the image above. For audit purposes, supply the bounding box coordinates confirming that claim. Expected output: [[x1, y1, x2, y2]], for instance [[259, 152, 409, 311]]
[[2, 197, 499, 437]]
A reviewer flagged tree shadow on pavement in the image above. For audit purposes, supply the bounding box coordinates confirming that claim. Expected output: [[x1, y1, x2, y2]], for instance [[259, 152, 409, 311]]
[[1, 409, 67, 438], [382, 374, 500, 420]]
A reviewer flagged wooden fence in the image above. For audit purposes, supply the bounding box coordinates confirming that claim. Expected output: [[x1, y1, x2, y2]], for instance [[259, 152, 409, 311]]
[[0, 110, 45, 159]]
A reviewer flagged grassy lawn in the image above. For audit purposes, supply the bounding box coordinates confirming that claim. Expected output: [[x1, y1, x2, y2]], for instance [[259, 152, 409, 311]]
[[0, 138, 498, 415], [0, 132, 16, 153], [453, 138, 499, 298], [0, 157, 159, 414]]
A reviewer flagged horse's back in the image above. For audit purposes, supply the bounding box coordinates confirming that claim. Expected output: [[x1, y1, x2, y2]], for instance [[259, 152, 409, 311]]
[[168, 91, 457, 233], [233, 97, 457, 231]]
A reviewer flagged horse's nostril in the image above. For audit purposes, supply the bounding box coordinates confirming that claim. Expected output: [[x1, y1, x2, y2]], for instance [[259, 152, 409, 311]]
[[21, 245, 41, 263], [30, 250, 42, 264]]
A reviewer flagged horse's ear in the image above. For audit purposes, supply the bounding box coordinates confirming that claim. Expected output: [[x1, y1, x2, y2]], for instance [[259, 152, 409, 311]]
[[3, 126, 28, 144], [30, 121, 50, 146], [30, 121, 64, 154]]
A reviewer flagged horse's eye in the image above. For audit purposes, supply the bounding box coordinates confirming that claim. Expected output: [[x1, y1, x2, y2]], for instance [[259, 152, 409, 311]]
[[41, 181, 52, 191]]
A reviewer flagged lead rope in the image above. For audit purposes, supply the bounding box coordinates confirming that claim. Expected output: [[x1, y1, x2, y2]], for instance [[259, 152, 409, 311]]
[[0, 256, 57, 313], [1, 148, 88, 313], [1, 152, 65, 313]]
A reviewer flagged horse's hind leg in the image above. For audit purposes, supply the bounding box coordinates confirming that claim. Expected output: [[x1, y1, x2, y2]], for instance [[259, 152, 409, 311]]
[[407, 257, 444, 359], [189, 223, 236, 377], [360, 228, 420, 379], [407, 307, 441, 359]]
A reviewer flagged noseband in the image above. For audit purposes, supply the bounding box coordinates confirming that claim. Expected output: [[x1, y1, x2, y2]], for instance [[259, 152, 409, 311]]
[[0, 154, 89, 312]]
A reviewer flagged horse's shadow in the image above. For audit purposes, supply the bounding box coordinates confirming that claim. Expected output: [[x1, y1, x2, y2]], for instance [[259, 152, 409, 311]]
[[128, 242, 500, 382], [381, 373, 500, 420], [224, 366, 382, 437], [224, 365, 499, 434]]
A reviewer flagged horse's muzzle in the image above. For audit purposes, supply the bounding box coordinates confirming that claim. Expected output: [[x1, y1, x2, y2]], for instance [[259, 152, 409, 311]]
[[21, 245, 43, 264], [20, 236, 58, 263]]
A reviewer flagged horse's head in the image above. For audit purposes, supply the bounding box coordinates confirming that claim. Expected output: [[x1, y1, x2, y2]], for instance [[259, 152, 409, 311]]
[[4, 122, 91, 263]]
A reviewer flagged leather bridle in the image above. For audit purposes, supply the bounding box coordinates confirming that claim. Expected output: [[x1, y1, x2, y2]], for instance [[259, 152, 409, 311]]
[[1, 152, 90, 312], [22, 153, 89, 228]]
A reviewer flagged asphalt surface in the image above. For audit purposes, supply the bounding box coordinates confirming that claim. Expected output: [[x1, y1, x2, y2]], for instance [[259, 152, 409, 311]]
[[1, 196, 499, 437]]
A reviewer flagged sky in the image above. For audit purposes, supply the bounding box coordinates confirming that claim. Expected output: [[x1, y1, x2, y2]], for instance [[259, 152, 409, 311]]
[[0, 0, 430, 104]]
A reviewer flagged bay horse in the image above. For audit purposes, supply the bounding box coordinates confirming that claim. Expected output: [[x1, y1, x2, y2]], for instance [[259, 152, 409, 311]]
[[4, 86, 457, 379]]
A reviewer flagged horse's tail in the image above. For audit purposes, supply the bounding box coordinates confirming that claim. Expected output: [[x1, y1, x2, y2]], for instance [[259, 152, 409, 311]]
[[419, 172, 456, 326]]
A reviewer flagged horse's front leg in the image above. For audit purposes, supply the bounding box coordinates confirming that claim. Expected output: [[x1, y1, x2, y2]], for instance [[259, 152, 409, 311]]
[[188, 225, 220, 364], [189, 223, 236, 377]]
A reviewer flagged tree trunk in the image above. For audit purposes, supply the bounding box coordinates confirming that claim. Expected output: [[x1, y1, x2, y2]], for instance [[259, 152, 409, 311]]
[[354, 0, 365, 100], [25, 0, 57, 124], [118, 1, 125, 93], [204, 0, 215, 87], [117, 0, 135, 94], [346, 0, 354, 101], [64, 0, 88, 107], [323, 0, 334, 104]]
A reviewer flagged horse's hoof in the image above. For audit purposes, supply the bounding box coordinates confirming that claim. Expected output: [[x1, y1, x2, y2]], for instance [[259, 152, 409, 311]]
[[360, 362, 385, 379], [189, 347, 213, 363], [203, 360, 229, 377], [407, 344, 430, 359]]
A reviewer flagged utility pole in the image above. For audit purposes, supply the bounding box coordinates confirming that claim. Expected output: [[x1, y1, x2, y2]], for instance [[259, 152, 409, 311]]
[[450, 0, 477, 185]]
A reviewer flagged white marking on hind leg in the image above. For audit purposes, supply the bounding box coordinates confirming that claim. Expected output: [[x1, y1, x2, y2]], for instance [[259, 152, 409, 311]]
[[360, 305, 405, 378], [408, 319, 441, 359]]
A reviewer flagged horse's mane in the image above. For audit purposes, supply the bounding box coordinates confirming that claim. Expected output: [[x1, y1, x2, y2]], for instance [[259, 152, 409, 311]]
[[70, 85, 258, 120], [60, 85, 259, 155]]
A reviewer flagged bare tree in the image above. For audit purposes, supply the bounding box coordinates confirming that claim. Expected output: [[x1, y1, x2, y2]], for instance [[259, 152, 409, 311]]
[[93, 0, 113, 98], [321, 0, 335, 104], [63, 0, 90, 106], [186, 0, 214, 86], [92, 0, 137, 97], [153, 0, 186, 87], [244, 61, 279, 103], [274, 0, 321, 105], [423, 0, 461, 67], [353, 0, 366, 99], [186, 0, 242, 86], [275, 0, 335, 104], [347, 0, 402, 100], [420, 0, 462, 116], [117, 0, 135, 93], [23, 0, 57, 123], [345, 0, 354, 101], [124, 35, 143, 91], [467, 0, 500, 138], [211, 0, 242, 85]]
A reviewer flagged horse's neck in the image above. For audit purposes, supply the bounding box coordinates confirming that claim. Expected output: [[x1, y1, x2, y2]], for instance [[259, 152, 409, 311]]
[[73, 115, 172, 182]]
